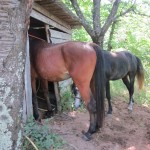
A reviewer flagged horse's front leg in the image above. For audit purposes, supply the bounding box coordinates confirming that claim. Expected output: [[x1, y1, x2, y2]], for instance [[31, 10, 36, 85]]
[[122, 76, 135, 112], [128, 75, 135, 112], [41, 79, 53, 117], [31, 78, 40, 121]]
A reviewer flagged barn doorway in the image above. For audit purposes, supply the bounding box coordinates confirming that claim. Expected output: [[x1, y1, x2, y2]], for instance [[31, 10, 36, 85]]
[[29, 17, 57, 119]]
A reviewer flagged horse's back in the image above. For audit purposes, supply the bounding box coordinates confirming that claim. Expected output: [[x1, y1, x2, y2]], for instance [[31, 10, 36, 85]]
[[104, 50, 138, 80], [121, 51, 138, 70]]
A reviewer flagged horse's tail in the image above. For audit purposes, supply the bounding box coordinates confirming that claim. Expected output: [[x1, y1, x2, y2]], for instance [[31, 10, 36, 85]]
[[136, 56, 144, 89], [91, 44, 105, 128]]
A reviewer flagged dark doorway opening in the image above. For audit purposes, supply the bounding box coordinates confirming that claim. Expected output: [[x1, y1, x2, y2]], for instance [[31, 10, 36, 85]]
[[29, 17, 57, 118]]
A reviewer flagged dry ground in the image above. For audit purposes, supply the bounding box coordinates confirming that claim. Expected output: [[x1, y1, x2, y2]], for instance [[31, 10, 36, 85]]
[[48, 97, 150, 150]]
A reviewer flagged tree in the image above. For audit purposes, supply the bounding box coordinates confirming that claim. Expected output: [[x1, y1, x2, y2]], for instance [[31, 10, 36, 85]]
[[69, 0, 136, 48], [0, 0, 33, 149]]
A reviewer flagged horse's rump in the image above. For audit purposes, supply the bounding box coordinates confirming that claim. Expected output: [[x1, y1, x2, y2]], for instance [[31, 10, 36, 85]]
[[30, 40, 96, 82]]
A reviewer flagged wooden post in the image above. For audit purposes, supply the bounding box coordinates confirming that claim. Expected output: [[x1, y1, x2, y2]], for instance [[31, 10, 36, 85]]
[[23, 34, 33, 122], [45, 24, 61, 112]]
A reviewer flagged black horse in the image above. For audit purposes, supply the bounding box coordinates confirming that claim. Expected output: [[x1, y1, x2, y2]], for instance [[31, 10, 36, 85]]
[[72, 50, 144, 114]]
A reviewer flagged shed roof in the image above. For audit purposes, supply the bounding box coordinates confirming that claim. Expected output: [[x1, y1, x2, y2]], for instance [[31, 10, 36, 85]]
[[34, 0, 82, 28]]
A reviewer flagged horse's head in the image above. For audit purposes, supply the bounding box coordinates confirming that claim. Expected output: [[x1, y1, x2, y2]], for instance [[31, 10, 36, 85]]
[[71, 83, 81, 109]]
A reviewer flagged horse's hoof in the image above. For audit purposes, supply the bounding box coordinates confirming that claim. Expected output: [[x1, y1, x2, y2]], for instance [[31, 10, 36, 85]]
[[106, 113, 112, 118], [107, 110, 112, 114], [45, 110, 54, 118], [34, 114, 41, 121], [128, 106, 133, 113], [82, 131, 92, 141], [128, 108, 132, 113]]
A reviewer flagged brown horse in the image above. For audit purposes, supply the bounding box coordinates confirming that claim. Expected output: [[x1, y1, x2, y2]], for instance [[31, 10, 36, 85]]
[[29, 37, 105, 140]]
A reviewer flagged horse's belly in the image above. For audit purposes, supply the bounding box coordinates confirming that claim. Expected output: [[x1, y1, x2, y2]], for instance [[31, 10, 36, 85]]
[[38, 67, 70, 81], [110, 71, 127, 80], [36, 53, 70, 81], [47, 71, 70, 81]]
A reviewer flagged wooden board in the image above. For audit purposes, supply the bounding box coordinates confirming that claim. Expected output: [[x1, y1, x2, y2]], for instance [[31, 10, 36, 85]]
[[31, 9, 72, 34], [49, 29, 71, 44], [33, 3, 71, 30]]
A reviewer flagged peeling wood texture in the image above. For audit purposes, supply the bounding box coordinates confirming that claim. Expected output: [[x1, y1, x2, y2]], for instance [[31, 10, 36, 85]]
[[0, 0, 33, 149], [23, 34, 33, 123]]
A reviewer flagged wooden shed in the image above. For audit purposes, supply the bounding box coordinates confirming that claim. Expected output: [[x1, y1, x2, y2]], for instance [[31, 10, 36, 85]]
[[24, 0, 81, 121]]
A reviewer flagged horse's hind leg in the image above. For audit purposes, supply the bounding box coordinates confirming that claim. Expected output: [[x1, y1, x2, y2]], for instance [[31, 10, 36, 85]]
[[75, 83, 97, 141], [122, 75, 135, 112], [31, 77, 40, 121], [128, 74, 135, 111], [41, 79, 53, 117], [84, 93, 97, 141], [106, 81, 112, 114]]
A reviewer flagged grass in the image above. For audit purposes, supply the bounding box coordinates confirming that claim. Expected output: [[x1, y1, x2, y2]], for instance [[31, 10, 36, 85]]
[[110, 79, 150, 107]]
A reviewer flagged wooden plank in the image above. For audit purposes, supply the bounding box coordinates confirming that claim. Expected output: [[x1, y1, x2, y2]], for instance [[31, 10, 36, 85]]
[[31, 10, 71, 34], [51, 38, 69, 44], [49, 29, 71, 40], [33, 3, 71, 30], [23, 34, 33, 122]]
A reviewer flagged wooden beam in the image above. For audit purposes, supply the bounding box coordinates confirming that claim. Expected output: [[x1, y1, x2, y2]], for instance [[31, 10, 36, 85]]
[[31, 10, 72, 34], [33, 3, 72, 33], [45, 24, 51, 43]]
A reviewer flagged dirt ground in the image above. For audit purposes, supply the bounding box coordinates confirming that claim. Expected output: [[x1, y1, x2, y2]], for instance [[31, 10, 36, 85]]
[[48, 97, 150, 150]]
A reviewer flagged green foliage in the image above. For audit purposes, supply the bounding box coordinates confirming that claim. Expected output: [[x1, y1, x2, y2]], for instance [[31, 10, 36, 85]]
[[23, 118, 65, 150], [60, 90, 75, 111], [63, 0, 93, 24], [110, 79, 150, 107], [72, 27, 91, 42], [60, 89, 85, 112]]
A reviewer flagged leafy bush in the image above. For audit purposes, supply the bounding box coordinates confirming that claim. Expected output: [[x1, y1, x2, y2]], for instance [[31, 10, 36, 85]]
[[23, 118, 65, 150]]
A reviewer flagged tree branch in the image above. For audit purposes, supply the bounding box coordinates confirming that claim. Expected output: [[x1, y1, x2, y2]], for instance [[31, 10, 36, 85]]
[[101, 0, 121, 34], [114, 1, 136, 21], [93, 0, 101, 36], [70, 0, 95, 37], [107, 20, 118, 51], [133, 10, 150, 18]]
